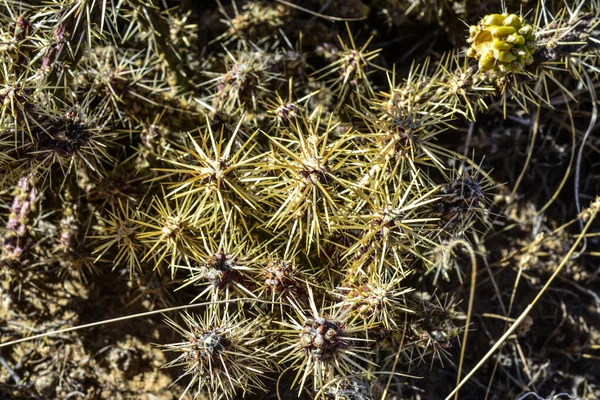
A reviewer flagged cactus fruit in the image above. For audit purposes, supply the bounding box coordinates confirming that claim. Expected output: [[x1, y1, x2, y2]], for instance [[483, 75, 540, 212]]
[[467, 13, 536, 77]]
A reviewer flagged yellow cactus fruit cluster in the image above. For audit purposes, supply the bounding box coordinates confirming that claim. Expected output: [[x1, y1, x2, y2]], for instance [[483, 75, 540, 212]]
[[467, 13, 536, 76]]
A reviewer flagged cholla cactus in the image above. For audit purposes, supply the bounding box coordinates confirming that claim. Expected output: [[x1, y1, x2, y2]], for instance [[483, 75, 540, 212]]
[[262, 106, 364, 252], [180, 223, 264, 304], [135, 192, 201, 273], [1, 1, 599, 399], [218, 0, 292, 43], [154, 120, 265, 231], [274, 288, 376, 396], [90, 199, 142, 278], [162, 308, 273, 400], [335, 269, 414, 331]]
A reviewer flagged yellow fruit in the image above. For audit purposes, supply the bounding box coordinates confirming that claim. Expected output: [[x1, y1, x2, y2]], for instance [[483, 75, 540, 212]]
[[467, 13, 536, 77]]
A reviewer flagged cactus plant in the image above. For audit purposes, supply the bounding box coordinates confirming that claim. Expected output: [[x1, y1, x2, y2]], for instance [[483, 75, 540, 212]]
[[0, 1, 599, 399]]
